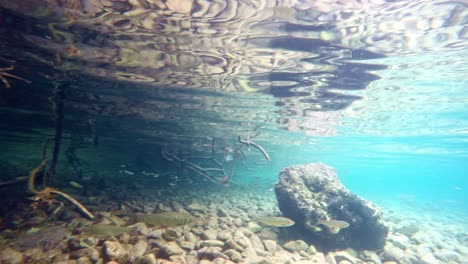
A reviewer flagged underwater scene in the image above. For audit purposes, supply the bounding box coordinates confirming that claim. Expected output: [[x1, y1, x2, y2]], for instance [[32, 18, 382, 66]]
[[0, 0, 467, 263]]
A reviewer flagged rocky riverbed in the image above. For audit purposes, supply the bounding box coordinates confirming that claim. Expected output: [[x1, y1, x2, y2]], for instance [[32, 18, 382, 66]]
[[0, 187, 467, 264]]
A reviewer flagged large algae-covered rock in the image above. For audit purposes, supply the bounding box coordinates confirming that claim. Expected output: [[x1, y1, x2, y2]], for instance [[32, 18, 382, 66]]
[[275, 163, 388, 250]]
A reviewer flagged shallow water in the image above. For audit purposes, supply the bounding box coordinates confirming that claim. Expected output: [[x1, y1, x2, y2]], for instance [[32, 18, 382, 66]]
[[0, 0, 467, 263]]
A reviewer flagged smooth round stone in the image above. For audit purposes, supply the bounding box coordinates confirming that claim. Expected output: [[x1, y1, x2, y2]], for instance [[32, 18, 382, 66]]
[[247, 222, 262, 233], [200, 240, 224, 247], [283, 240, 308, 252]]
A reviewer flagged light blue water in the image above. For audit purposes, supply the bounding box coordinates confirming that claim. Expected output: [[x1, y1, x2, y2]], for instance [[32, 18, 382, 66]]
[[244, 77, 468, 218]]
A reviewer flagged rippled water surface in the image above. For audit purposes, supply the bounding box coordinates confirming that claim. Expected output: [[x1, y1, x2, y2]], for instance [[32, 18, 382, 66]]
[[0, 0, 467, 214]]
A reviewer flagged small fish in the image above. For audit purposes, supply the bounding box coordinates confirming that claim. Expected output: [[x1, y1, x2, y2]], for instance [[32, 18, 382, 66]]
[[256, 216, 295, 227], [120, 170, 135, 175], [69, 181, 83, 188], [82, 224, 132, 237], [129, 212, 197, 227], [317, 219, 350, 234]]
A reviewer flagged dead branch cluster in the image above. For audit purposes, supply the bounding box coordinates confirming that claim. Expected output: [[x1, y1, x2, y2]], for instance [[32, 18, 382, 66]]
[[161, 134, 270, 185], [27, 140, 94, 219], [0, 66, 31, 89]]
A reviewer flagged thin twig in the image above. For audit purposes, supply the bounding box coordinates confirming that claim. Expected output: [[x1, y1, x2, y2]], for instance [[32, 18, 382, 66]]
[[238, 136, 271, 162], [0, 177, 27, 187], [49, 189, 94, 219]]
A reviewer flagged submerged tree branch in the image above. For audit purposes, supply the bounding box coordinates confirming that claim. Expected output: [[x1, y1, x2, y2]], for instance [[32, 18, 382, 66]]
[[238, 136, 271, 162], [27, 140, 94, 219], [162, 135, 271, 186], [46, 82, 66, 186]]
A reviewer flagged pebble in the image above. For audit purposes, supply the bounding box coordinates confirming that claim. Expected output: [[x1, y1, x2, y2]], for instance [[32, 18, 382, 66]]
[[138, 253, 157, 264], [233, 217, 243, 227], [52, 253, 70, 262], [179, 240, 196, 250], [224, 249, 242, 262], [129, 222, 150, 236], [197, 246, 228, 260], [217, 208, 230, 217], [130, 238, 148, 258], [24, 247, 48, 263], [334, 250, 357, 263], [247, 222, 262, 233], [225, 238, 244, 252], [102, 240, 128, 263], [162, 228, 180, 241], [76, 256, 93, 264], [263, 240, 278, 254], [434, 249, 460, 262], [382, 244, 408, 263], [147, 228, 163, 239], [159, 241, 185, 256], [200, 240, 225, 247], [283, 240, 308, 252], [360, 250, 381, 264], [310, 252, 327, 263], [217, 230, 233, 241], [185, 232, 199, 244], [391, 234, 411, 249], [56, 260, 77, 264], [70, 248, 100, 262], [187, 203, 207, 212], [306, 245, 317, 255], [249, 233, 265, 251], [326, 253, 338, 264], [213, 257, 236, 264], [201, 229, 218, 240], [419, 252, 440, 264], [0, 247, 24, 264]]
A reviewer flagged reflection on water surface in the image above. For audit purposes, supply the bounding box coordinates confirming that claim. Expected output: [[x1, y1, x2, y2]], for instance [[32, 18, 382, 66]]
[[0, 0, 466, 150]]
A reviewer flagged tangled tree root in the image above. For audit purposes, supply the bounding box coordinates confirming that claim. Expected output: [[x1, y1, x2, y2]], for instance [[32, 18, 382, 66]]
[[28, 140, 94, 219]]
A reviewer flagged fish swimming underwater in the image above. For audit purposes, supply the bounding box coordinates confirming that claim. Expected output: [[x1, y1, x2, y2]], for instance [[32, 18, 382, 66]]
[[82, 224, 132, 237], [255, 216, 295, 227], [128, 211, 197, 227]]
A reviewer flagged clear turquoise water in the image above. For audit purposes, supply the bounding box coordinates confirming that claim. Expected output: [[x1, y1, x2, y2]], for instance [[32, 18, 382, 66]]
[[257, 78, 468, 217]]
